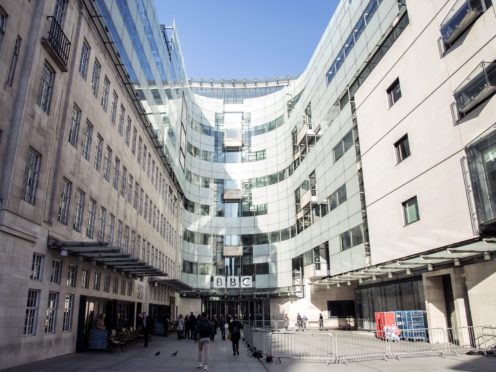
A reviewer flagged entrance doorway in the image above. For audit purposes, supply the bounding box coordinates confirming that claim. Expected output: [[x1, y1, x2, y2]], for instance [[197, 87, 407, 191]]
[[203, 297, 270, 326]]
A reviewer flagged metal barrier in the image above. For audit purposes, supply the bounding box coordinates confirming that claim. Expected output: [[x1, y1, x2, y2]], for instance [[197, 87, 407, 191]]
[[243, 325, 496, 365]]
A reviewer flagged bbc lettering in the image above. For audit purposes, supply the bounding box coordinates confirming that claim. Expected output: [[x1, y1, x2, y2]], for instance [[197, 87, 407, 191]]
[[213, 276, 252, 288]]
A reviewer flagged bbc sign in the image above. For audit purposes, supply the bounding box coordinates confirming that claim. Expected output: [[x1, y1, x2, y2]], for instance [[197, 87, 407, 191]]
[[213, 276, 252, 288]]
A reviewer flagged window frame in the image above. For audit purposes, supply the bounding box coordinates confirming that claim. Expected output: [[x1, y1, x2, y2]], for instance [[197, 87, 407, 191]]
[[402, 196, 420, 225], [37, 61, 55, 113], [23, 289, 40, 335], [387, 78, 402, 107], [394, 134, 411, 164], [21, 148, 41, 205]]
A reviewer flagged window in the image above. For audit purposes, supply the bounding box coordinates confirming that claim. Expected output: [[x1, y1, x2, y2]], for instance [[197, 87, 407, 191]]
[[81, 269, 89, 289], [394, 134, 410, 163], [113, 157, 120, 190], [402, 196, 420, 225], [125, 117, 132, 145], [78, 39, 90, 79], [138, 137, 143, 164], [128, 175, 133, 203], [50, 259, 62, 284], [82, 120, 93, 161], [0, 6, 8, 45], [333, 131, 353, 162], [387, 78, 402, 106], [327, 300, 356, 317], [58, 177, 72, 224], [73, 189, 85, 232], [62, 293, 74, 332], [134, 182, 139, 209], [21, 148, 41, 205], [98, 206, 106, 241], [118, 105, 125, 135], [45, 292, 58, 333], [93, 272, 101, 291], [30, 253, 44, 281], [121, 166, 127, 197], [441, 0, 487, 47], [53, 0, 67, 26], [112, 277, 119, 294], [90, 58, 101, 96], [131, 127, 137, 154], [103, 146, 112, 181], [340, 225, 364, 251], [143, 145, 147, 171], [120, 279, 126, 295], [23, 289, 40, 335], [86, 198, 96, 238], [67, 264, 77, 287], [37, 62, 55, 113], [103, 273, 110, 292], [117, 220, 123, 248], [101, 76, 110, 111], [127, 281, 133, 296], [5, 35, 21, 86], [108, 213, 115, 245], [94, 134, 103, 171], [110, 91, 118, 124], [68, 104, 81, 147], [329, 184, 347, 211]]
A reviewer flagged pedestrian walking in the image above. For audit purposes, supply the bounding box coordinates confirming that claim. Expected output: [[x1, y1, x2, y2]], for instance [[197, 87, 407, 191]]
[[229, 317, 243, 356], [319, 313, 324, 330], [176, 314, 185, 339], [297, 313, 303, 331], [196, 312, 213, 370], [219, 316, 226, 340], [142, 312, 152, 347]]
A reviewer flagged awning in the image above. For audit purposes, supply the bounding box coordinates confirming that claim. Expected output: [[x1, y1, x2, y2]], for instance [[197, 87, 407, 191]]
[[47, 236, 168, 278], [312, 237, 496, 286], [151, 278, 193, 291]]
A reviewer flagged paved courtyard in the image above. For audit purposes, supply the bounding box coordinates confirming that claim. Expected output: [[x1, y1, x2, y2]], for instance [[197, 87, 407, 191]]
[[3, 334, 496, 372]]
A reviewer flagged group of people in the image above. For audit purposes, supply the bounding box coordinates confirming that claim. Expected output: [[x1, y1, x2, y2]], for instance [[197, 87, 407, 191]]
[[173, 312, 243, 370]]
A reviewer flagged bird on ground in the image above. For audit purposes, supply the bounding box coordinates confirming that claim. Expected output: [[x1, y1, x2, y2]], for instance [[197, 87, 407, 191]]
[[154, 351, 160, 356], [171, 351, 178, 356]]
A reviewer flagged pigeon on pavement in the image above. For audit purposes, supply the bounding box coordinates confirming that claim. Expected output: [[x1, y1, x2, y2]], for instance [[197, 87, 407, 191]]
[[171, 351, 178, 357], [154, 351, 160, 356]]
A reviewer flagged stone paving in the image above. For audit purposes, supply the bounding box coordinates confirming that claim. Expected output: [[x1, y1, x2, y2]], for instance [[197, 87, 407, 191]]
[[3, 334, 496, 372]]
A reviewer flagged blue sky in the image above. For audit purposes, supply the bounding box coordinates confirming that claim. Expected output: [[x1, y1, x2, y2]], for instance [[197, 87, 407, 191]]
[[153, 1, 339, 80]]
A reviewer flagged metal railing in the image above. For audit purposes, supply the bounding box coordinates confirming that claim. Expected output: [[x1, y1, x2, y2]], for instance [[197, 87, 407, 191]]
[[242, 325, 496, 365], [44, 16, 71, 67]]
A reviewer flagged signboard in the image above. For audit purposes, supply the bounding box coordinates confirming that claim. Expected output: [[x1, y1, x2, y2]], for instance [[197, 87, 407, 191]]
[[223, 245, 243, 256], [212, 276, 253, 288]]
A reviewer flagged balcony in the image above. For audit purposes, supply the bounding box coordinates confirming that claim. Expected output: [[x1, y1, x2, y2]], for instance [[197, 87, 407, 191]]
[[41, 16, 71, 72], [224, 188, 242, 201], [440, 0, 485, 46], [300, 188, 318, 210], [296, 122, 316, 146], [454, 61, 496, 115], [224, 137, 242, 150]]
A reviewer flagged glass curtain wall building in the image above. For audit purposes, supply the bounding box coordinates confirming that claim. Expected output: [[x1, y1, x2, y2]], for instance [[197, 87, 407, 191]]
[[95, 0, 496, 329]]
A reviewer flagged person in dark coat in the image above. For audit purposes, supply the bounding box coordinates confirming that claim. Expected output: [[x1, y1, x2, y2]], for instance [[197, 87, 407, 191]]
[[142, 312, 152, 347], [228, 317, 243, 356], [219, 316, 226, 340]]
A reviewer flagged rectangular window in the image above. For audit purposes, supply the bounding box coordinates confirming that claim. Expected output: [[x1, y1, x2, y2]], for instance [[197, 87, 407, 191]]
[[30, 253, 44, 281], [79, 39, 91, 79], [62, 293, 74, 332], [23, 289, 40, 335], [113, 157, 120, 190], [103, 274, 110, 293], [333, 130, 353, 162], [387, 78, 402, 106], [134, 181, 139, 209], [402, 196, 420, 225], [128, 175, 133, 203], [110, 91, 118, 124], [67, 264, 77, 287], [50, 259, 62, 284], [58, 177, 72, 224], [121, 166, 127, 197], [144, 195, 148, 220], [132, 127, 137, 154], [329, 184, 347, 211], [125, 116, 131, 145], [45, 292, 58, 333], [0, 6, 8, 44], [21, 148, 41, 205], [147, 153, 151, 177], [139, 188, 144, 215], [81, 268, 89, 289], [143, 145, 147, 171], [68, 104, 81, 147], [90, 58, 101, 96], [94, 134, 103, 171], [120, 279, 126, 295], [127, 281, 133, 296], [101, 76, 110, 111], [93, 272, 101, 291], [82, 120, 93, 161], [108, 213, 115, 245], [118, 105, 125, 136], [117, 220, 123, 248], [37, 62, 55, 113], [103, 146, 112, 181], [98, 206, 106, 241], [138, 137, 143, 164], [123, 225, 129, 252], [112, 277, 118, 294], [86, 198, 96, 238], [5, 35, 21, 86], [340, 225, 364, 251], [394, 134, 410, 164], [73, 189, 85, 232]]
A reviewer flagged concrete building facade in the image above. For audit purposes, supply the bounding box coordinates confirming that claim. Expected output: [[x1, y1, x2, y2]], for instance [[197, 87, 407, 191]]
[[0, 0, 495, 368]]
